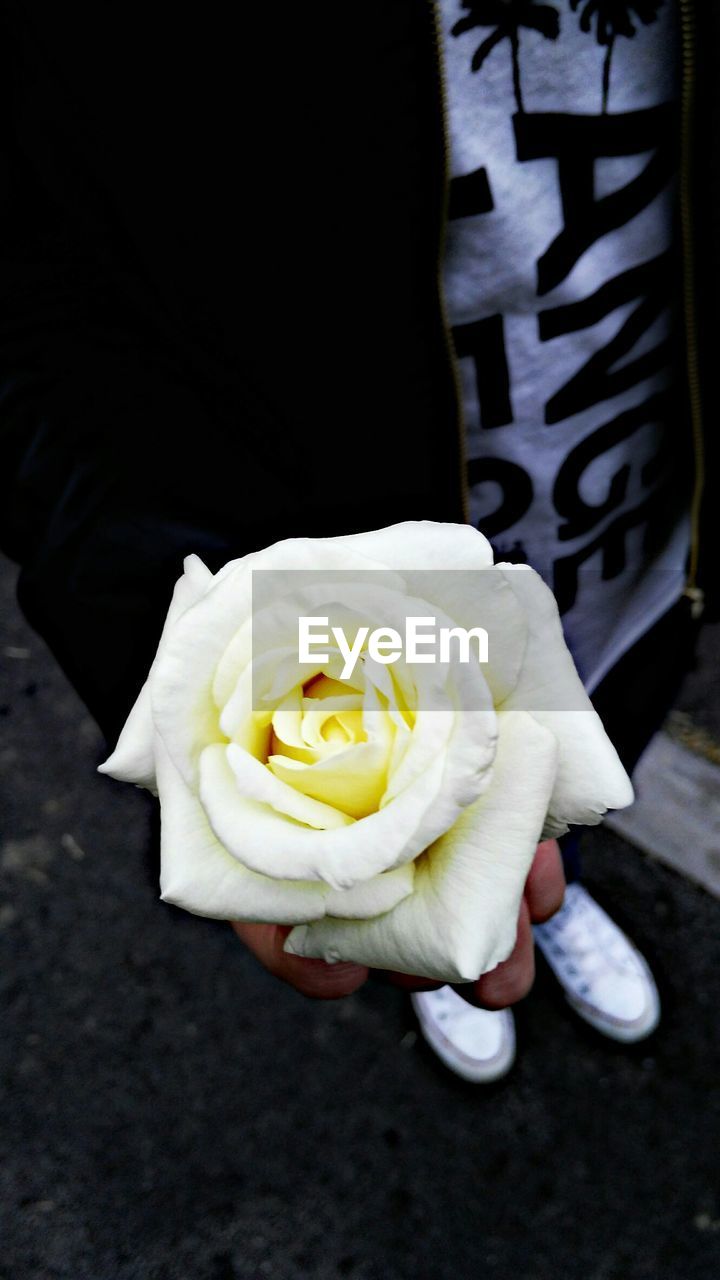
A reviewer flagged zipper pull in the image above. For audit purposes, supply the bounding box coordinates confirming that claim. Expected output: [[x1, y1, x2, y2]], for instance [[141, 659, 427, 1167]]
[[683, 583, 705, 619]]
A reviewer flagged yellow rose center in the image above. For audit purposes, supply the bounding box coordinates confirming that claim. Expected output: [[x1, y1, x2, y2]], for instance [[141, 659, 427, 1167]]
[[261, 667, 413, 821]]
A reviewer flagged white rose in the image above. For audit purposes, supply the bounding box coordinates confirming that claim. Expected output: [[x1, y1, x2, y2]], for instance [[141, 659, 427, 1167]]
[[99, 521, 633, 983]]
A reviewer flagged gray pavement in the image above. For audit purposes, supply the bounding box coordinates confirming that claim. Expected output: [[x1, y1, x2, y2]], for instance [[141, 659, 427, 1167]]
[[607, 730, 720, 897], [1, 556, 720, 1280], [606, 612, 720, 897]]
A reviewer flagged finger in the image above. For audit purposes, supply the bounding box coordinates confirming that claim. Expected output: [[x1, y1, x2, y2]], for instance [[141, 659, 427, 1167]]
[[458, 898, 535, 1010], [231, 921, 369, 999], [525, 838, 566, 923], [380, 971, 446, 993]]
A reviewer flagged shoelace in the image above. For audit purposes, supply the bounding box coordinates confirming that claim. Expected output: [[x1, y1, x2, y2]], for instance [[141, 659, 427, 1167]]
[[538, 894, 641, 981]]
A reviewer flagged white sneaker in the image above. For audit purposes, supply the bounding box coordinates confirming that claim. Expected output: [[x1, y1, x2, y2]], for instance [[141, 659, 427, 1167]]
[[411, 986, 516, 1083], [534, 883, 661, 1043]]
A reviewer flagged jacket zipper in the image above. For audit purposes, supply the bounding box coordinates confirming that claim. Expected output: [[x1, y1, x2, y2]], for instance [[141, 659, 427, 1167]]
[[677, 0, 705, 619], [430, 0, 470, 524]]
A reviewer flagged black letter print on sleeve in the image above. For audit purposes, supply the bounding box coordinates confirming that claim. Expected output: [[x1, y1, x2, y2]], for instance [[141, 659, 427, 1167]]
[[539, 253, 672, 424], [553, 390, 669, 542], [467, 456, 534, 537], [453, 316, 513, 429], [553, 485, 670, 615], [514, 105, 676, 296], [448, 167, 514, 430]]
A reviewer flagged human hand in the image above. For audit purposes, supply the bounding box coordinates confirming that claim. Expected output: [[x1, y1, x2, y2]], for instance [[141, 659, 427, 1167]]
[[230, 838, 565, 1005]]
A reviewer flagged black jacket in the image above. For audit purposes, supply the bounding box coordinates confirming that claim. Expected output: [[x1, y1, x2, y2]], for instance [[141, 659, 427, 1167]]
[[0, 1, 715, 743]]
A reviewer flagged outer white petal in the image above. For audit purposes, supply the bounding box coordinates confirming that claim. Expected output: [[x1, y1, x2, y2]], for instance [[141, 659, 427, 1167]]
[[155, 737, 329, 922], [539, 812, 573, 841], [198, 684, 495, 887], [151, 540, 403, 787], [199, 743, 452, 890], [284, 710, 558, 982], [98, 554, 215, 788], [496, 566, 634, 827], [400, 566, 529, 707], [326, 520, 494, 570], [324, 863, 415, 919], [324, 526, 531, 706]]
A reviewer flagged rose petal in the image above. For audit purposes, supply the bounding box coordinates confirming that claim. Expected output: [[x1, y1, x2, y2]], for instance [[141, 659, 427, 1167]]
[[324, 863, 415, 919], [155, 737, 329, 922], [326, 520, 494, 570], [284, 710, 558, 982], [496, 566, 634, 826], [268, 742, 391, 819], [398, 566, 529, 707], [226, 743, 354, 830], [152, 541, 402, 786], [198, 739, 479, 890], [98, 554, 214, 788]]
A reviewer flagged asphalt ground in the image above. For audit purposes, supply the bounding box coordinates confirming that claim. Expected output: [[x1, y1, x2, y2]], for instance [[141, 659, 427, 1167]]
[[1, 555, 719, 1280]]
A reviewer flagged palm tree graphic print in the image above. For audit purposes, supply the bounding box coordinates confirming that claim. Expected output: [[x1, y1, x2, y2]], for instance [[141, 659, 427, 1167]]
[[451, 0, 561, 114], [452, 1, 664, 114], [569, 1, 664, 111]]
